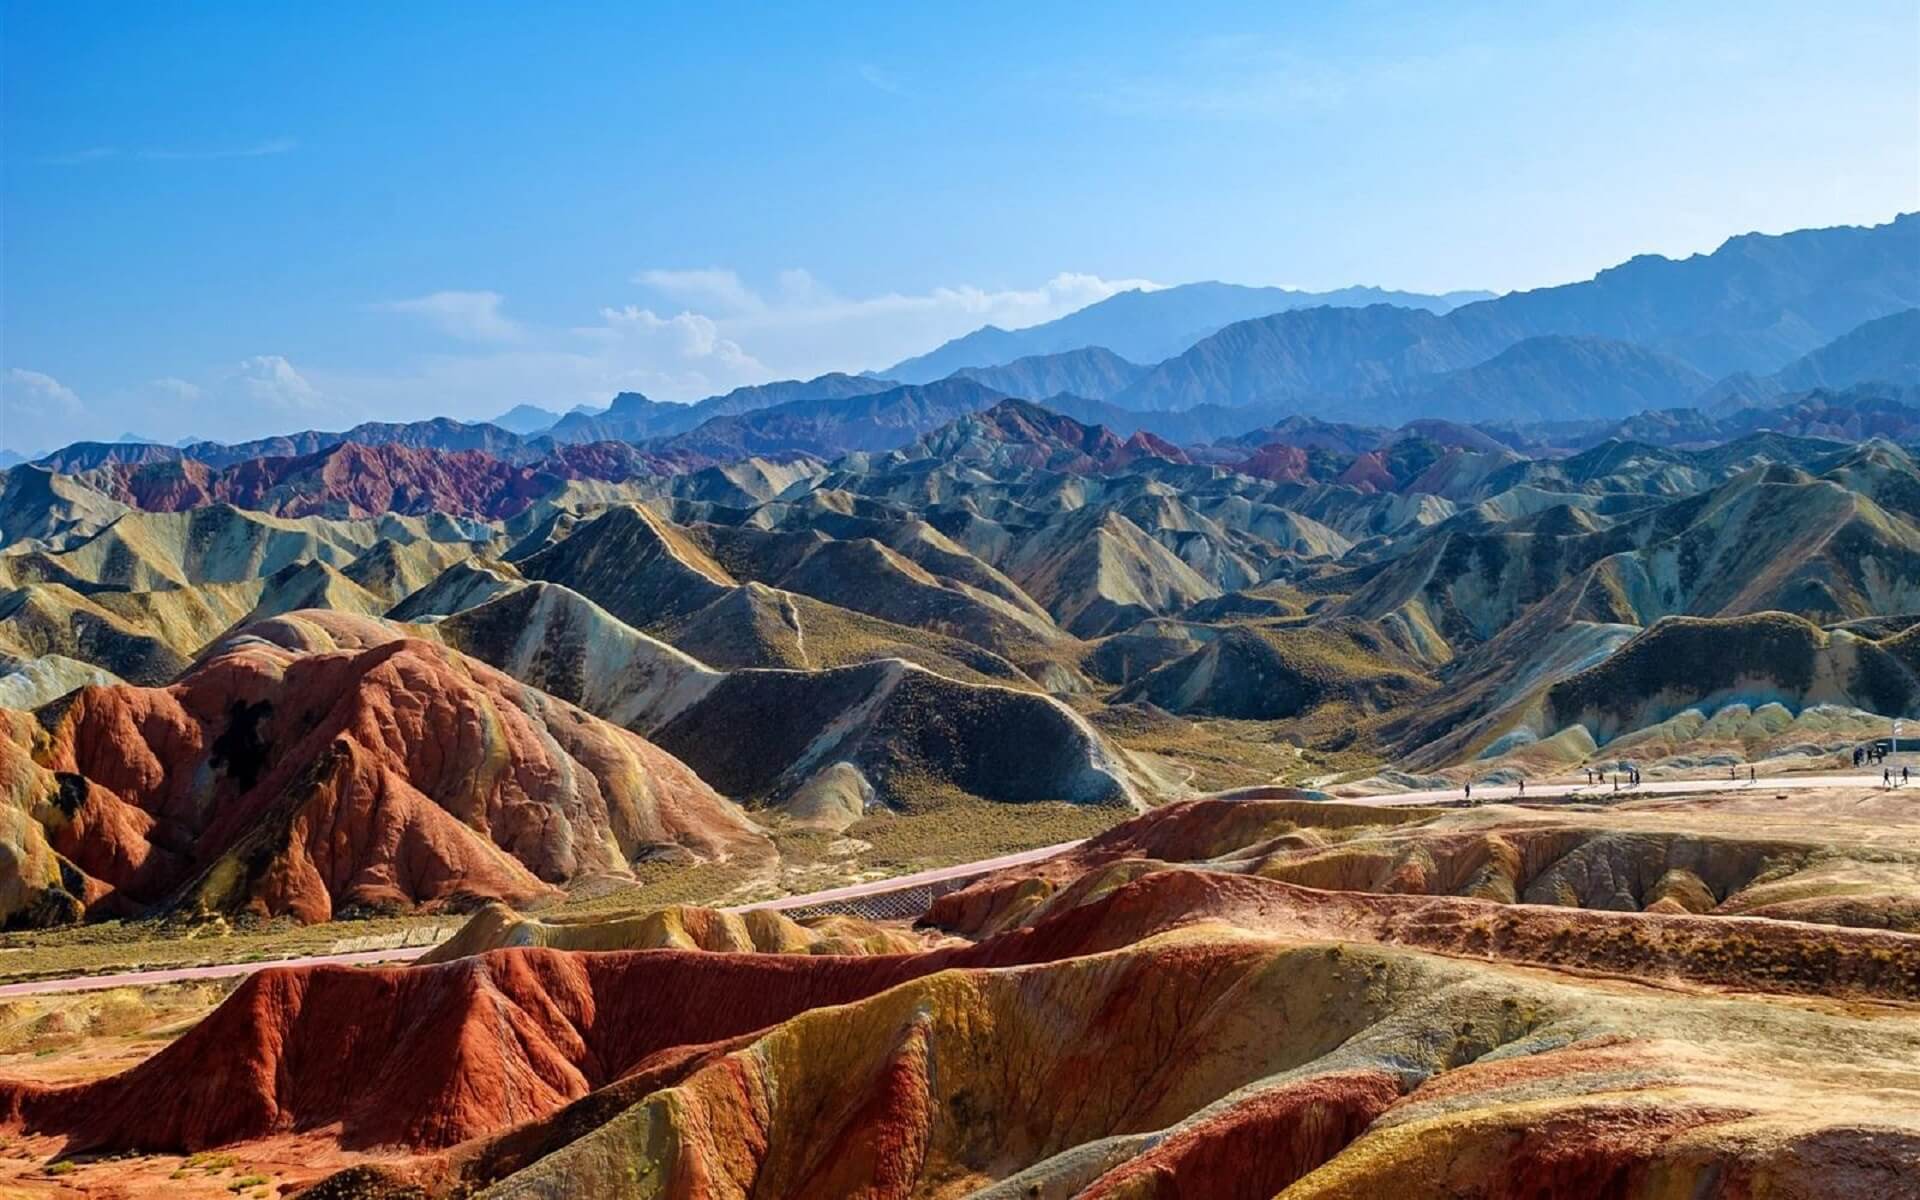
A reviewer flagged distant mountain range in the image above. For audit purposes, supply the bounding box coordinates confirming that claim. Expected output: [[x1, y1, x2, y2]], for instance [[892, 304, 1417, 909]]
[[1354, 335, 1714, 424], [1601, 384, 1920, 449], [1112, 303, 1501, 412], [1460, 214, 1919, 377], [1108, 215, 1918, 417], [541, 373, 898, 444], [1773, 307, 1920, 390], [1698, 306, 1919, 415], [30, 381, 1917, 540], [20, 215, 1917, 472], [896, 397, 1189, 474], [952, 347, 1147, 401], [490, 404, 569, 434], [647, 378, 1009, 462], [881, 281, 1496, 383]]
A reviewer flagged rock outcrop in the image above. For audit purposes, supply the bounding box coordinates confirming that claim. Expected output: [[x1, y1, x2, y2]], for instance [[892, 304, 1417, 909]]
[[17, 619, 767, 922]]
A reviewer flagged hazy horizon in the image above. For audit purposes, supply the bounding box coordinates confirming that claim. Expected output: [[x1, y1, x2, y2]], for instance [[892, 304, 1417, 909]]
[[4, 1, 1917, 451]]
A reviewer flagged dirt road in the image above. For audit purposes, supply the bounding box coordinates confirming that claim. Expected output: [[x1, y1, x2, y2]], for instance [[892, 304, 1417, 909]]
[[12, 772, 1905, 998], [0, 839, 1088, 998]]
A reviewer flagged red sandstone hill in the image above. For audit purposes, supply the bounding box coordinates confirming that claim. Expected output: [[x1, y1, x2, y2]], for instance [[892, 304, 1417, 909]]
[[1335, 448, 1398, 492], [82, 440, 668, 520], [0, 948, 937, 1152], [5, 799, 1916, 1197], [540, 439, 666, 481], [21, 622, 767, 923], [1235, 441, 1315, 484]]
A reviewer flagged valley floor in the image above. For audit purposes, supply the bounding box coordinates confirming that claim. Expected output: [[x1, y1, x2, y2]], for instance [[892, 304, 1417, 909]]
[[0, 799, 1126, 990]]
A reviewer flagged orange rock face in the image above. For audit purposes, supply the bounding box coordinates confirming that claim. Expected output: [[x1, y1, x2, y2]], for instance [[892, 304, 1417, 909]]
[[26, 629, 766, 921]]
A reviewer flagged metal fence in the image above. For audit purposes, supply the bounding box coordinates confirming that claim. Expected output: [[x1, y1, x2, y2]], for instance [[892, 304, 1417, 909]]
[[774, 874, 980, 923]]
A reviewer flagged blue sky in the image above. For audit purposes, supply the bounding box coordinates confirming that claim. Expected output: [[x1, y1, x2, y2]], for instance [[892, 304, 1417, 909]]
[[3, 1, 1917, 452]]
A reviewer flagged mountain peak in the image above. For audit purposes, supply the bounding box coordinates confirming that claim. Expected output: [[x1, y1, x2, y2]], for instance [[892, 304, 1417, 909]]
[[883, 280, 1493, 383]]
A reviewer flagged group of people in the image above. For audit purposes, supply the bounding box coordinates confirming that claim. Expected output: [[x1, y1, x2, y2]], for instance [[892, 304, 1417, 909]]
[[1580, 766, 1640, 789], [1853, 742, 1909, 786], [1459, 751, 1912, 798]]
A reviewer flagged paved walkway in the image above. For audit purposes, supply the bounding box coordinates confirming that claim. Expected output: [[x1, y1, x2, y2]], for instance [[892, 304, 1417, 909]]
[[0, 840, 1089, 998], [1338, 771, 1914, 808], [721, 840, 1083, 913], [0, 947, 435, 999]]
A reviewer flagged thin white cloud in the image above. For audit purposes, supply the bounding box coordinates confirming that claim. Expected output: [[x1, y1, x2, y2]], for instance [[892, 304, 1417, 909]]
[[1082, 34, 1494, 121], [624, 268, 1166, 379], [43, 138, 298, 165], [227, 355, 327, 413], [631, 268, 766, 315], [3, 368, 82, 413], [22, 268, 1166, 445], [858, 63, 906, 96], [325, 269, 1165, 419], [149, 377, 204, 402], [289, 268, 1162, 426], [3, 358, 364, 454], [139, 137, 299, 161], [596, 306, 764, 369], [378, 290, 525, 343], [41, 146, 119, 166], [1, 368, 87, 455]]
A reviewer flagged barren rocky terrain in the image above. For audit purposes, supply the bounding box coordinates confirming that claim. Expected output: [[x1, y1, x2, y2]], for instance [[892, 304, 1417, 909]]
[[2, 215, 1918, 1195]]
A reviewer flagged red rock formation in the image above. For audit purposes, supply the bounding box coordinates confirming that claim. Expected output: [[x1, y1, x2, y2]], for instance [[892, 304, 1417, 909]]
[[0, 948, 935, 1152], [542, 440, 667, 481], [10, 846, 1915, 1158], [1335, 449, 1395, 492], [88, 440, 670, 520], [29, 627, 766, 921], [0, 712, 130, 926], [7, 798, 1915, 1196], [1076, 1071, 1403, 1200], [1235, 441, 1314, 483], [1122, 429, 1191, 465]]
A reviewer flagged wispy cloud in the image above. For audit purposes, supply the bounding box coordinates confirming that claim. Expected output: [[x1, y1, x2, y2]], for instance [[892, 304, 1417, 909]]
[[1086, 40, 1348, 120], [41, 146, 120, 165], [226, 355, 327, 413], [631, 268, 766, 315], [287, 268, 1164, 431], [138, 137, 299, 161], [1, 368, 87, 456], [857, 63, 906, 96], [377, 290, 525, 343], [149, 377, 204, 403], [24, 269, 1166, 446], [42, 137, 298, 165], [1082, 34, 1494, 121], [620, 267, 1164, 382]]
